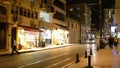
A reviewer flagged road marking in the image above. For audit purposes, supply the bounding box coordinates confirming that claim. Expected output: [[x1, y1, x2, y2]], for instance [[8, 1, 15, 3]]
[[61, 60, 74, 68], [45, 57, 72, 68], [17, 52, 69, 68]]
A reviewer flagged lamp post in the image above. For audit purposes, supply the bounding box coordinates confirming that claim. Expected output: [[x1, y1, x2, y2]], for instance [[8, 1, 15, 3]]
[[77, 15, 81, 43], [99, 0, 102, 39]]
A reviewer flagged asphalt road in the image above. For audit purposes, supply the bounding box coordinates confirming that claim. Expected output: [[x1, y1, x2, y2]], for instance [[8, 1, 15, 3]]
[[0, 44, 97, 68]]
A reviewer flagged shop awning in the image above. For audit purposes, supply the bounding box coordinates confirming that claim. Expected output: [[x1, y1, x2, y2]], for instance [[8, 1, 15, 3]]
[[19, 25, 43, 32], [55, 23, 69, 30], [24, 28, 43, 32]]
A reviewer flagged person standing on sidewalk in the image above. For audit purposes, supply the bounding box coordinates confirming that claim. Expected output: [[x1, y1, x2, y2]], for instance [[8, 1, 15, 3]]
[[114, 36, 119, 47], [99, 39, 105, 49], [11, 39, 20, 55], [108, 36, 114, 49]]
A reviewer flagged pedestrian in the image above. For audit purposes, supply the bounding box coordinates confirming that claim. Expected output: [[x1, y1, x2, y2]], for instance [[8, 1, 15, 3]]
[[108, 36, 114, 49], [11, 39, 20, 55], [99, 39, 105, 49], [114, 36, 119, 47]]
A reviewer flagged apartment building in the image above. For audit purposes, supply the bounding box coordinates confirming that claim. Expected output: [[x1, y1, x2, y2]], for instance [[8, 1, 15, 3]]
[[0, 0, 69, 52], [66, 3, 91, 43]]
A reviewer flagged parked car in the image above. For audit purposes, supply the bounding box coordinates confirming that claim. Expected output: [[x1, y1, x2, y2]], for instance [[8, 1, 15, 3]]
[[86, 39, 96, 44]]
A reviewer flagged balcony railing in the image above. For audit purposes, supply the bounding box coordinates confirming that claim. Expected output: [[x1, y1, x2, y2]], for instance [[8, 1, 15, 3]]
[[53, 11, 65, 21], [54, 0, 65, 10]]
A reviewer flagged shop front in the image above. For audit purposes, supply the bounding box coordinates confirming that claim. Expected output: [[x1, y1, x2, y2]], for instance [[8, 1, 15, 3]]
[[39, 29, 52, 46], [53, 28, 69, 45], [110, 25, 117, 37], [16, 27, 43, 50]]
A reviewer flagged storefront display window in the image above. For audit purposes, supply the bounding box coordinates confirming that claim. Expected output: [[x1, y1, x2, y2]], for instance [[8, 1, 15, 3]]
[[17, 28, 40, 49], [40, 29, 52, 45], [53, 29, 69, 45]]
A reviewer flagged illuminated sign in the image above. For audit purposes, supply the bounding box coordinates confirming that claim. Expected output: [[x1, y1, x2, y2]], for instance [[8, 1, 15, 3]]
[[117, 32, 120, 38], [40, 11, 52, 23], [111, 26, 117, 33]]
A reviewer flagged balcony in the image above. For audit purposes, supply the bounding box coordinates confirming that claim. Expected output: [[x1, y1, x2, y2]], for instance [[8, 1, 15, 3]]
[[53, 11, 65, 21], [54, 0, 65, 10]]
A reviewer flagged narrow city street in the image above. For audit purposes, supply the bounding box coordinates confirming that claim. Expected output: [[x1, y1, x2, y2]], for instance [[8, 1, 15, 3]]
[[0, 44, 97, 68]]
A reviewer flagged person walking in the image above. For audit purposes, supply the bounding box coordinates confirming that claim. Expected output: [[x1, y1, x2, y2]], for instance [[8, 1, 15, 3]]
[[108, 36, 114, 49], [114, 36, 119, 47], [11, 39, 20, 55]]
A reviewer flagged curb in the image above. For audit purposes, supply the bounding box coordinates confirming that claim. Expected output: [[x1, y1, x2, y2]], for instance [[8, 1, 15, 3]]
[[0, 44, 71, 56]]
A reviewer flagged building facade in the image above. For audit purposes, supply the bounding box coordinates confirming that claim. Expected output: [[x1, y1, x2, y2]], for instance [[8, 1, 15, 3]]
[[0, 0, 69, 52], [115, 0, 120, 32], [66, 3, 91, 43], [66, 17, 80, 43]]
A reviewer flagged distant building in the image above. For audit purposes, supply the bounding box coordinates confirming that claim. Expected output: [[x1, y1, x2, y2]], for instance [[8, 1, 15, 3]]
[[66, 3, 91, 43]]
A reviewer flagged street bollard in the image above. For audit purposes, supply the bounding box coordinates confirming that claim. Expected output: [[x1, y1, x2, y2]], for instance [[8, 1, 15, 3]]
[[88, 56, 93, 68], [84, 56, 93, 68], [90, 49, 92, 55], [75, 53, 80, 63], [84, 50, 87, 58]]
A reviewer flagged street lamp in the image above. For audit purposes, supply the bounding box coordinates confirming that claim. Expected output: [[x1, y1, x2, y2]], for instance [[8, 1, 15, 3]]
[[77, 14, 81, 43]]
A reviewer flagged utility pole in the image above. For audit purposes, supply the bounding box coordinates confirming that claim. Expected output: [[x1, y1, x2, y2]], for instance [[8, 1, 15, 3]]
[[99, 0, 102, 39]]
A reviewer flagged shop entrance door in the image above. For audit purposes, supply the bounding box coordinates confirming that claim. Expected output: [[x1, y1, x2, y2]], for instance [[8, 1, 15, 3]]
[[0, 23, 6, 49], [11, 27, 17, 48]]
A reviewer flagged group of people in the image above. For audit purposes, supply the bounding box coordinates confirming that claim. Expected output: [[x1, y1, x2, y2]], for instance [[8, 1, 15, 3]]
[[99, 36, 119, 49], [108, 36, 119, 49]]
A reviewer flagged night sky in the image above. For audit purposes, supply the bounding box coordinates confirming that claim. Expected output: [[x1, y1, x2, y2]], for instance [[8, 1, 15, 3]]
[[91, 10, 100, 30], [67, 0, 115, 30]]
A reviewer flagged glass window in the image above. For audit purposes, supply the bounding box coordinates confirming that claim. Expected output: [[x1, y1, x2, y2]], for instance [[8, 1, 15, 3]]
[[11, 4, 14, 14], [28, 9, 30, 18], [31, 11, 33, 18], [71, 23, 73, 28], [44, 0, 47, 4], [76, 24, 77, 29], [23, 9, 27, 17], [76, 7, 80, 11], [77, 14, 80, 18], [15, 6, 18, 15], [68, 22, 70, 27], [35, 12, 38, 19], [20, 7, 23, 16]]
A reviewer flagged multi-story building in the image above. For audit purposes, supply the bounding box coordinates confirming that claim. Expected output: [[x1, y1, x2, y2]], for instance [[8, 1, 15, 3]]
[[0, 0, 69, 52], [103, 9, 116, 37], [115, 0, 120, 32], [66, 3, 91, 43], [52, 0, 69, 45], [66, 17, 80, 43], [0, 0, 43, 51]]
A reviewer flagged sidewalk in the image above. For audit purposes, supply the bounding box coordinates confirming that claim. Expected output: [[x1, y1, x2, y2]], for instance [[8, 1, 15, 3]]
[[68, 45, 120, 68], [0, 44, 72, 56]]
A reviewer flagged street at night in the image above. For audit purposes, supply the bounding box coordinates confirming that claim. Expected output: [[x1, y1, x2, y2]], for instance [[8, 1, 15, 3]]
[[1, 0, 120, 68], [0, 44, 97, 68]]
